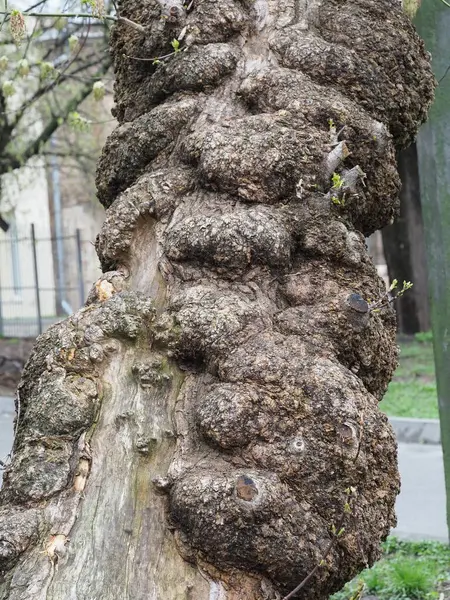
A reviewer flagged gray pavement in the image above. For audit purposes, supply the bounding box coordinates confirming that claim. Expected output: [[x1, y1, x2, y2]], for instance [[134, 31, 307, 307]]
[[393, 442, 448, 542], [390, 416, 441, 445], [0, 395, 448, 542], [0, 396, 15, 485]]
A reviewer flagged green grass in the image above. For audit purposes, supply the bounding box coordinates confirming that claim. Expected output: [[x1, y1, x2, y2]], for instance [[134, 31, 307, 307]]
[[331, 537, 450, 600], [380, 335, 438, 419]]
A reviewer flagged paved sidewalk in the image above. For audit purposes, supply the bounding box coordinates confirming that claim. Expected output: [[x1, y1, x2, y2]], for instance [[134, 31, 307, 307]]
[[393, 442, 448, 542], [0, 396, 448, 542], [0, 396, 14, 474]]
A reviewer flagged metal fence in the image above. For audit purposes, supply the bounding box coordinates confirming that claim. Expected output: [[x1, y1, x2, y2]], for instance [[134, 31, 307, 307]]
[[0, 224, 87, 338]]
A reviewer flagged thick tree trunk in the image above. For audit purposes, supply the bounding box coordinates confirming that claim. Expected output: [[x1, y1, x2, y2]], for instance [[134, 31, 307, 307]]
[[381, 143, 430, 334], [0, 1, 434, 599]]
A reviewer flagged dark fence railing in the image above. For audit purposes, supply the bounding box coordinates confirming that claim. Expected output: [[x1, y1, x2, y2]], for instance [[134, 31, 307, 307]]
[[0, 224, 87, 338]]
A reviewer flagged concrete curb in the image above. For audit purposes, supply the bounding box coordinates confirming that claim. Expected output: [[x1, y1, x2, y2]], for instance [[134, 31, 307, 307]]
[[389, 416, 441, 445]]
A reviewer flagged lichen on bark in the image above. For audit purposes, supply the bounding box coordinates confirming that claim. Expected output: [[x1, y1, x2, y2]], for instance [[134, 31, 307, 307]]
[[0, 1, 434, 599]]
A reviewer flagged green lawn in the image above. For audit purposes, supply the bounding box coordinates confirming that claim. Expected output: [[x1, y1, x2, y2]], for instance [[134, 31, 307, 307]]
[[331, 537, 450, 600], [380, 336, 439, 419]]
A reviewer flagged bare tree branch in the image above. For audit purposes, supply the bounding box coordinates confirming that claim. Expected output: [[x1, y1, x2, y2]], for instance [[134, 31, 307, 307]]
[[0, 10, 146, 32], [0, 58, 110, 173]]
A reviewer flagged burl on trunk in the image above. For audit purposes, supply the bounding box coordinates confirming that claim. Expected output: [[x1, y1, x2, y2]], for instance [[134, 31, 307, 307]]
[[0, 1, 434, 599]]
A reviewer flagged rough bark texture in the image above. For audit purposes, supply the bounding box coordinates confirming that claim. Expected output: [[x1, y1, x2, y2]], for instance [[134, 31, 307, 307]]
[[0, 1, 434, 599]]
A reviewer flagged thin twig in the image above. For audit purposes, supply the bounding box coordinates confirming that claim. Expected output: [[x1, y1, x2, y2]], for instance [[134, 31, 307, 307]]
[[123, 50, 176, 62], [118, 15, 145, 33], [438, 64, 450, 84], [0, 11, 145, 33], [281, 535, 340, 600], [0, 10, 117, 19], [124, 46, 187, 62], [23, 0, 49, 14]]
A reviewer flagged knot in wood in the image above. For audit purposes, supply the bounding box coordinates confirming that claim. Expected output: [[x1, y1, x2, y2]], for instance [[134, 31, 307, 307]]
[[337, 422, 358, 445], [169, 5, 180, 20], [236, 475, 259, 502]]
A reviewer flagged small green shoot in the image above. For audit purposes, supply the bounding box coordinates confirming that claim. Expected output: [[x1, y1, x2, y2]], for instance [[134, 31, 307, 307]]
[[332, 172, 345, 190], [171, 38, 181, 53]]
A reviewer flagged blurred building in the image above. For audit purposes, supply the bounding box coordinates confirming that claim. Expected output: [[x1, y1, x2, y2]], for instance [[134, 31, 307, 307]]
[[0, 158, 56, 334], [0, 89, 115, 337]]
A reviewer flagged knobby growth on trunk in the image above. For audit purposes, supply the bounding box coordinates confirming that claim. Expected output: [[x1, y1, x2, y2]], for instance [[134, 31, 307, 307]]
[[0, 1, 434, 599]]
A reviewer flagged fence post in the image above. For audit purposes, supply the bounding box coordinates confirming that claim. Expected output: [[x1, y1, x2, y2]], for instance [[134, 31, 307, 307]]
[[75, 229, 85, 307], [31, 224, 43, 335]]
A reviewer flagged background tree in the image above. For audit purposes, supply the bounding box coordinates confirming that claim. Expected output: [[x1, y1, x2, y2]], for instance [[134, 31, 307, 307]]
[[0, 1, 434, 599], [0, 0, 112, 228], [379, 0, 450, 336], [414, 0, 450, 542], [381, 142, 430, 335]]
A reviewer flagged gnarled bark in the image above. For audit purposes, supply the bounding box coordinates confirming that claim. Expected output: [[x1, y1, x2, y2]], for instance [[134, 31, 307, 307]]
[[0, 1, 434, 599]]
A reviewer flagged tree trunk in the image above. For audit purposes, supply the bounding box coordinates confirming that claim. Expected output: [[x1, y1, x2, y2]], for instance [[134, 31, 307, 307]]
[[0, 1, 434, 599], [381, 143, 430, 334], [414, 0, 450, 542]]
